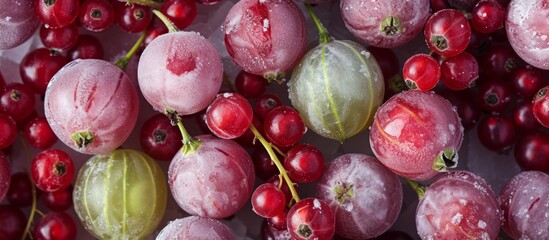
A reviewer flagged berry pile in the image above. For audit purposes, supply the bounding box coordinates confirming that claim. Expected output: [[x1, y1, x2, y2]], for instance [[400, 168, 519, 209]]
[[1, 0, 549, 239]]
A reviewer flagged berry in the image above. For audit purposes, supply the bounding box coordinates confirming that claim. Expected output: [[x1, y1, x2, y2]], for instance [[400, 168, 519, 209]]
[[31, 149, 74, 192], [263, 106, 307, 148], [424, 9, 471, 58], [287, 198, 335, 240], [252, 183, 286, 218], [402, 53, 440, 91]]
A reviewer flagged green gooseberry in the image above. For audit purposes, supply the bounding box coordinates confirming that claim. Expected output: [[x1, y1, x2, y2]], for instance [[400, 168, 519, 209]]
[[288, 39, 384, 142], [73, 149, 168, 239]]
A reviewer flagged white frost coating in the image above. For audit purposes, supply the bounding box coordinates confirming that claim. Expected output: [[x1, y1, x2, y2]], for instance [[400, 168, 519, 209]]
[[360, 50, 370, 58], [262, 19, 269, 32], [449, 124, 455, 134], [384, 119, 404, 138], [451, 213, 463, 225], [459, 199, 467, 205], [478, 220, 487, 229], [222, 92, 234, 98], [313, 199, 322, 210]]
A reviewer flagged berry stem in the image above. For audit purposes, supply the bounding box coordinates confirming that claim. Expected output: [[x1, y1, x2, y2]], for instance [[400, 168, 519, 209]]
[[166, 111, 202, 156], [18, 136, 37, 240], [406, 178, 425, 198], [304, 4, 331, 44], [249, 124, 300, 203], [152, 9, 179, 33], [115, 32, 146, 70], [125, 0, 162, 9]]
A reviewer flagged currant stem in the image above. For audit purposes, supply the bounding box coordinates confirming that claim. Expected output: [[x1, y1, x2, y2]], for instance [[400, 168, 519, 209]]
[[125, 0, 162, 9], [19, 137, 37, 240], [115, 32, 146, 70], [249, 124, 300, 203], [152, 9, 179, 33], [406, 179, 426, 198], [304, 4, 331, 44], [21, 182, 37, 240]]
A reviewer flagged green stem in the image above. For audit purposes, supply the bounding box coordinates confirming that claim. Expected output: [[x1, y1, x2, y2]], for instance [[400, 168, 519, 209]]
[[19, 136, 37, 240], [152, 9, 179, 33], [176, 120, 202, 156], [249, 124, 300, 203], [21, 182, 37, 240], [406, 179, 426, 198], [115, 32, 146, 70], [125, 0, 162, 9], [304, 4, 331, 44]]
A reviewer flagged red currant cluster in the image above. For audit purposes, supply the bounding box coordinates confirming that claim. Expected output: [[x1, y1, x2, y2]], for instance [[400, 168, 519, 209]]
[[203, 71, 332, 239]]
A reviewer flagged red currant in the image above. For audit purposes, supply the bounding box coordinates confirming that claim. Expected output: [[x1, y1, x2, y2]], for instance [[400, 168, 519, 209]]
[[68, 34, 104, 60], [533, 85, 549, 128], [115, 1, 152, 33], [39, 23, 79, 51], [424, 9, 471, 58], [471, 0, 505, 33], [20, 48, 68, 94], [235, 70, 268, 99], [513, 101, 541, 133], [160, 0, 197, 30], [23, 116, 57, 149], [42, 185, 73, 212], [31, 149, 75, 192], [284, 144, 325, 183], [478, 79, 513, 113], [440, 51, 479, 90], [78, 0, 115, 32], [0, 114, 17, 149], [0, 83, 36, 121], [35, 0, 79, 29], [287, 198, 335, 240], [252, 183, 287, 218], [402, 53, 440, 91], [477, 114, 517, 152], [140, 113, 183, 161], [206, 92, 253, 139], [510, 66, 546, 100], [6, 172, 35, 207], [33, 211, 77, 240], [255, 93, 282, 120], [0, 205, 27, 239], [251, 146, 278, 181], [264, 106, 306, 148], [514, 132, 549, 172]]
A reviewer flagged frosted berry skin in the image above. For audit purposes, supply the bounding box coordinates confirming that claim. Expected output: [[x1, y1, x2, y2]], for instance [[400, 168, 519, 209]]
[[369, 91, 463, 181], [424, 9, 471, 58], [416, 171, 501, 240], [223, 0, 307, 80], [340, 0, 429, 48], [157, 216, 234, 240], [73, 149, 168, 239], [168, 135, 255, 219], [315, 154, 403, 239], [506, 0, 549, 70], [44, 59, 139, 155], [0, 0, 39, 49], [288, 40, 384, 142], [287, 198, 335, 240], [500, 171, 549, 239], [138, 31, 223, 116]]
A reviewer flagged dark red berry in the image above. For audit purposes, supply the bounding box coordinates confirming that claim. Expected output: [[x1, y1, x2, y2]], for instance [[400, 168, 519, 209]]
[[284, 144, 325, 183], [6, 172, 34, 208], [471, 0, 505, 33], [68, 34, 104, 60], [533, 85, 549, 128], [33, 211, 77, 240], [514, 132, 549, 172], [0, 83, 36, 121], [160, 0, 197, 30], [0, 205, 27, 239], [36, 0, 80, 29], [20, 48, 68, 94], [39, 23, 79, 51], [23, 116, 57, 149], [255, 93, 282, 120], [264, 106, 306, 148], [235, 70, 268, 99], [140, 113, 183, 161], [0, 114, 17, 149], [79, 0, 115, 32], [424, 9, 471, 58], [42, 185, 73, 212], [252, 183, 287, 218], [477, 114, 517, 152], [115, 1, 152, 33]]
